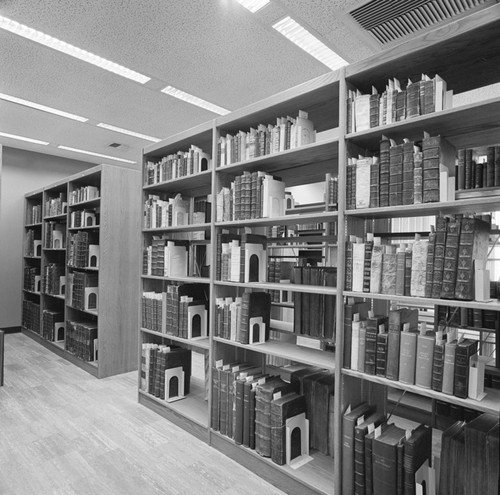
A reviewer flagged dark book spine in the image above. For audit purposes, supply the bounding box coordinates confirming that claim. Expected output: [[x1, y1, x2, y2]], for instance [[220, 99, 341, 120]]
[[375, 332, 388, 377], [453, 340, 478, 398], [364, 326, 378, 375], [431, 216, 448, 298], [369, 159, 380, 208], [389, 144, 403, 206], [379, 138, 390, 207], [431, 342, 445, 392], [440, 217, 461, 299]]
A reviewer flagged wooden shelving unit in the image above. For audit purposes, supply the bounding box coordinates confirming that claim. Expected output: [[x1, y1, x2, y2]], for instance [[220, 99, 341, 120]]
[[136, 6, 500, 495], [22, 164, 141, 378]]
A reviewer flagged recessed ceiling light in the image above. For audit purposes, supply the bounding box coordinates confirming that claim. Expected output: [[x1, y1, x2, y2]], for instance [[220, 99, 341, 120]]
[[97, 123, 161, 143], [161, 85, 230, 115], [272, 16, 348, 71], [236, 0, 270, 13], [0, 15, 150, 84], [58, 145, 136, 164], [0, 92, 88, 122], [0, 131, 49, 145]]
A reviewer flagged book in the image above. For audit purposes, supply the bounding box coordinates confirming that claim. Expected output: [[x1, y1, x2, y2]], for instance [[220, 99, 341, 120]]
[[386, 308, 418, 381], [402, 424, 432, 495], [439, 421, 466, 495], [431, 215, 448, 298], [375, 327, 388, 377], [399, 324, 418, 385], [372, 424, 406, 495], [238, 291, 271, 344], [365, 314, 387, 375], [415, 327, 435, 389], [381, 244, 397, 295], [441, 216, 461, 299], [431, 332, 446, 392], [270, 392, 307, 465], [342, 402, 373, 495], [453, 338, 478, 398], [343, 300, 369, 370], [369, 237, 384, 294], [442, 338, 458, 395]]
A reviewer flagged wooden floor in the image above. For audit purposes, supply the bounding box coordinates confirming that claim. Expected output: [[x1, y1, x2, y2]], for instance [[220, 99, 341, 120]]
[[0, 333, 286, 495]]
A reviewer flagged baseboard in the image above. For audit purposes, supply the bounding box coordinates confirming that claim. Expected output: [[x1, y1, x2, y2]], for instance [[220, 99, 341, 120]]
[[0, 326, 22, 334]]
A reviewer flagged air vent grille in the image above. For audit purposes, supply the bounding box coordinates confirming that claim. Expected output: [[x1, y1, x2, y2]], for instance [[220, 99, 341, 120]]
[[350, 0, 489, 44]]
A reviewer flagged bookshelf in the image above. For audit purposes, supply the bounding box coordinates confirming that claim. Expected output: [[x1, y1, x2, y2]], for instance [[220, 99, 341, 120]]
[[22, 164, 141, 378], [137, 6, 500, 495]]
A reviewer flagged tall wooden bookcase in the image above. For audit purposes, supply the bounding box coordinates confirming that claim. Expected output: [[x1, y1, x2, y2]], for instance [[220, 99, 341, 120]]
[[22, 164, 141, 378], [139, 6, 500, 495]]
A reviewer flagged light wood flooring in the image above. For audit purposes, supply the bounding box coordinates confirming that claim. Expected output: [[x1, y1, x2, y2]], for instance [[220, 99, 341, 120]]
[[0, 333, 286, 495]]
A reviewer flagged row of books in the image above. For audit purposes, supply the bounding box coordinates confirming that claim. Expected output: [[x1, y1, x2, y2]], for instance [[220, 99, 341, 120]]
[[44, 193, 67, 217], [217, 110, 315, 167], [24, 229, 41, 257], [347, 133, 455, 210], [43, 263, 64, 296], [68, 185, 99, 205], [22, 299, 40, 334], [143, 193, 211, 229], [212, 362, 334, 463], [66, 272, 98, 311], [435, 304, 499, 332], [217, 232, 267, 283], [347, 73, 451, 134], [216, 172, 285, 221], [292, 265, 337, 340], [69, 208, 99, 229], [344, 303, 482, 399], [345, 214, 490, 301], [214, 291, 270, 345], [140, 344, 191, 399], [24, 266, 40, 292], [26, 203, 42, 224], [141, 283, 208, 338], [143, 237, 188, 278], [439, 414, 499, 495], [44, 221, 66, 249], [342, 401, 431, 495], [42, 309, 63, 342], [456, 146, 500, 191], [144, 145, 211, 186], [65, 320, 97, 362]]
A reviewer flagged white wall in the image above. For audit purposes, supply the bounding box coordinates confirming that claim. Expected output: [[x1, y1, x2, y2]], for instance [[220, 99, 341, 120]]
[[0, 146, 93, 328]]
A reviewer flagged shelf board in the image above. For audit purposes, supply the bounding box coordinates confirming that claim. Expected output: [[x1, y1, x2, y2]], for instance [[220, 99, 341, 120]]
[[215, 211, 338, 229], [68, 225, 100, 231], [215, 280, 337, 295], [44, 214, 67, 220], [346, 195, 500, 219], [66, 305, 98, 317], [43, 247, 66, 252], [25, 223, 42, 228], [22, 289, 40, 296], [24, 256, 41, 259], [68, 266, 99, 271], [343, 291, 500, 312], [141, 274, 209, 284], [68, 197, 101, 208], [138, 376, 208, 430], [43, 293, 65, 300], [140, 328, 210, 351], [216, 137, 339, 188], [143, 169, 212, 195], [210, 432, 334, 495], [143, 223, 211, 233], [213, 337, 335, 370], [342, 368, 500, 415]]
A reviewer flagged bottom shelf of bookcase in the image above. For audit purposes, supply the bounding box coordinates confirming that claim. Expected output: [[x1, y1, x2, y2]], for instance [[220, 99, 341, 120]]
[[138, 376, 209, 442], [342, 368, 500, 415], [21, 327, 99, 378], [210, 431, 334, 495]]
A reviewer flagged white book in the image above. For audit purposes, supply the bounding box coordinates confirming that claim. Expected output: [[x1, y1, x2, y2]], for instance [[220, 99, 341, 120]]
[[351, 239, 365, 292], [262, 175, 285, 218]]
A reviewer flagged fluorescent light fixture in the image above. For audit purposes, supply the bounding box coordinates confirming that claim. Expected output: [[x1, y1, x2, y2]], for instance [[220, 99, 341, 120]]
[[58, 145, 136, 164], [236, 0, 270, 13], [0, 131, 49, 145], [0, 15, 150, 84], [0, 92, 88, 122], [272, 16, 348, 71], [161, 85, 230, 115], [97, 123, 161, 143]]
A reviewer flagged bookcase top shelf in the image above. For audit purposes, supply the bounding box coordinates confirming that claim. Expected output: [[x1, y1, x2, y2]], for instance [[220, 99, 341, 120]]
[[346, 196, 500, 219], [346, 96, 500, 150], [216, 136, 339, 186], [342, 368, 500, 415], [214, 336, 335, 371], [343, 290, 500, 312], [68, 197, 100, 208], [345, 5, 500, 95]]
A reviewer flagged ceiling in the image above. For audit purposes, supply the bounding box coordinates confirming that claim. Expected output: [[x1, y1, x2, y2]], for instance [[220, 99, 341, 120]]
[[0, 0, 490, 169]]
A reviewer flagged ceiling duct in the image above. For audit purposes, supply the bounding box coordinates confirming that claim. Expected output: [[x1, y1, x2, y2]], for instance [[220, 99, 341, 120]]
[[349, 0, 491, 45]]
